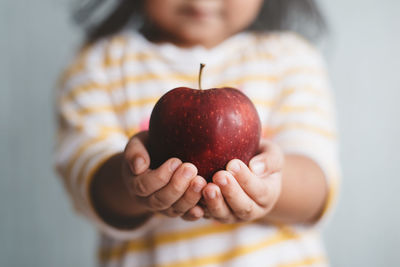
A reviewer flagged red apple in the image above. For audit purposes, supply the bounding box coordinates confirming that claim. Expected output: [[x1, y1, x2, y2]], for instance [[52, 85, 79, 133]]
[[148, 64, 261, 181]]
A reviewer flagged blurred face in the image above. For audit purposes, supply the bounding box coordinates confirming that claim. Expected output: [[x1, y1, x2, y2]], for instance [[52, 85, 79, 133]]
[[143, 0, 264, 48]]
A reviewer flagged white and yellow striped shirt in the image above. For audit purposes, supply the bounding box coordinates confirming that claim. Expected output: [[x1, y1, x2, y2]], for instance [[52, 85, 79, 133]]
[[55, 30, 340, 267]]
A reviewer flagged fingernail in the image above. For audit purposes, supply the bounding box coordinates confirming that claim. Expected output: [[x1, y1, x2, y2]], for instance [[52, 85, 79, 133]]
[[216, 176, 227, 186], [250, 160, 266, 176], [183, 165, 195, 179], [192, 182, 203, 193], [228, 160, 241, 173], [207, 189, 216, 199], [133, 156, 145, 172], [169, 159, 181, 172]]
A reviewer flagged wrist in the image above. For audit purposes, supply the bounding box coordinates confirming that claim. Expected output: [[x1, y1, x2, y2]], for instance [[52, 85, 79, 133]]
[[90, 153, 154, 229]]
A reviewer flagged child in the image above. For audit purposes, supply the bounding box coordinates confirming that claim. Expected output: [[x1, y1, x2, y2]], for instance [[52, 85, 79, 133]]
[[56, 0, 340, 266]]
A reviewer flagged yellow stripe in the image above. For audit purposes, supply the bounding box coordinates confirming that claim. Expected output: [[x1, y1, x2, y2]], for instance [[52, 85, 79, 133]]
[[62, 36, 129, 83], [77, 147, 112, 192], [61, 73, 196, 105], [84, 151, 122, 219], [123, 73, 196, 85], [206, 52, 276, 75], [215, 74, 278, 88], [278, 105, 331, 119], [252, 99, 275, 107], [283, 67, 325, 77], [63, 123, 126, 182], [103, 36, 129, 69], [102, 52, 164, 70], [59, 46, 93, 87], [97, 125, 126, 136], [154, 228, 300, 267], [268, 123, 336, 140], [126, 127, 140, 139], [62, 81, 107, 104], [317, 173, 340, 222], [60, 136, 108, 203], [84, 152, 122, 191], [64, 136, 106, 183], [76, 98, 272, 117], [75, 98, 158, 117], [99, 223, 247, 262], [276, 256, 327, 267], [281, 86, 327, 98]]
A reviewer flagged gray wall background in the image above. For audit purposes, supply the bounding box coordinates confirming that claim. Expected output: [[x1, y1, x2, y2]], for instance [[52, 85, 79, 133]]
[[1, 0, 399, 266]]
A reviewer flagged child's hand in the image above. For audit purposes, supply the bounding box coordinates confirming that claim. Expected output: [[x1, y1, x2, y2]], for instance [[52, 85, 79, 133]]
[[122, 131, 207, 221], [202, 139, 284, 223]]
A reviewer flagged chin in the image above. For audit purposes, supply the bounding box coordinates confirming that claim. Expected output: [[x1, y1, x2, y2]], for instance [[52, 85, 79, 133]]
[[179, 29, 225, 48]]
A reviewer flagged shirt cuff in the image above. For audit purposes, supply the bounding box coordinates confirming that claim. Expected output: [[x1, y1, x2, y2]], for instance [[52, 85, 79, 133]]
[[77, 148, 160, 240], [277, 139, 341, 228]]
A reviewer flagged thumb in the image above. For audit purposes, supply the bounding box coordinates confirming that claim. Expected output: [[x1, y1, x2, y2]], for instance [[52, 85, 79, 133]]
[[249, 140, 284, 176], [124, 131, 150, 175]]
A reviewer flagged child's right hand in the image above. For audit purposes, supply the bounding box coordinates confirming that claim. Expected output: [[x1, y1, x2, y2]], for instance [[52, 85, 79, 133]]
[[122, 131, 207, 221]]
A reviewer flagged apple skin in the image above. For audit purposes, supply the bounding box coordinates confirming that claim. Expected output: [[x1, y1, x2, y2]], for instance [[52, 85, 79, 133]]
[[148, 87, 261, 182]]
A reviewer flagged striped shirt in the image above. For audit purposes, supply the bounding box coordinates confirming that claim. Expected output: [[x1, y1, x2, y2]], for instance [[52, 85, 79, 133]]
[[55, 30, 340, 267]]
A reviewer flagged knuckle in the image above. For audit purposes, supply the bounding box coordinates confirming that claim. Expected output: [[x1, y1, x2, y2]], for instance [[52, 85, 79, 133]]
[[233, 171, 251, 187], [223, 186, 236, 200], [157, 169, 170, 184], [169, 180, 185, 196], [182, 210, 197, 221], [163, 208, 180, 218], [183, 190, 198, 205], [132, 179, 148, 196], [236, 203, 254, 220], [149, 194, 169, 210], [172, 205, 186, 216], [208, 204, 220, 215], [223, 191, 234, 202]]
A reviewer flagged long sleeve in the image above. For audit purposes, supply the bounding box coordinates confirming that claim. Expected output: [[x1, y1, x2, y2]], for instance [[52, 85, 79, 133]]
[[268, 33, 341, 224], [54, 40, 158, 239]]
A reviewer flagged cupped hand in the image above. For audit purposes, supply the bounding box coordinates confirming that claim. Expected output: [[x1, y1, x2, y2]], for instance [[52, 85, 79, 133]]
[[122, 131, 207, 221], [202, 139, 284, 223]]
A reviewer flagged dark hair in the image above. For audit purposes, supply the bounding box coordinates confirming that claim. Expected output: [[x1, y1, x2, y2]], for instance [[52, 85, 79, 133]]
[[73, 0, 327, 45]]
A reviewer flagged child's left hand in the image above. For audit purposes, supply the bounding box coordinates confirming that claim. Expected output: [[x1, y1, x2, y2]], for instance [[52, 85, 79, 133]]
[[202, 139, 284, 223]]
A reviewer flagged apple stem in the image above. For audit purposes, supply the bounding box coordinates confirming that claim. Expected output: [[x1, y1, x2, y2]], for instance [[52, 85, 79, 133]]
[[199, 63, 205, 90]]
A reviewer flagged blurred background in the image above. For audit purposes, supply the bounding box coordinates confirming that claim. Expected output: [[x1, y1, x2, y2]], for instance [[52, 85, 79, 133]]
[[1, 0, 399, 266]]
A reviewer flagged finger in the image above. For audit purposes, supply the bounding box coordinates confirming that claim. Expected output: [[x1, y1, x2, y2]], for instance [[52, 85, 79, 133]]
[[213, 170, 262, 220], [146, 163, 198, 210], [124, 131, 151, 175], [181, 206, 204, 221], [200, 202, 211, 219], [226, 159, 267, 202], [203, 207, 211, 219], [202, 183, 236, 223], [250, 140, 284, 175], [131, 157, 182, 197], [170, 176, 207, 216]]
